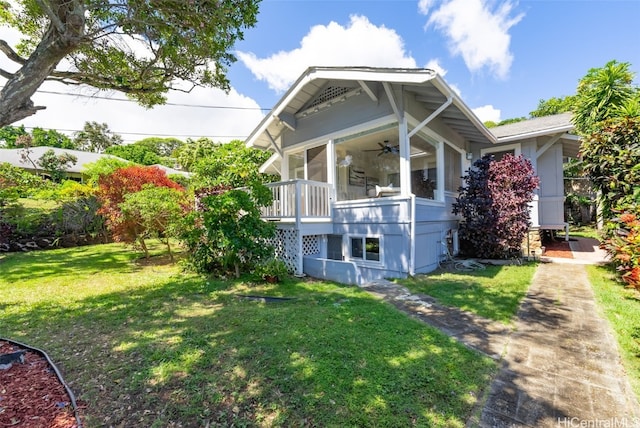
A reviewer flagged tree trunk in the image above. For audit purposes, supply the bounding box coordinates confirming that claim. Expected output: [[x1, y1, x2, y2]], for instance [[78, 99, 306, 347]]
[[0, 3, 85, 127]]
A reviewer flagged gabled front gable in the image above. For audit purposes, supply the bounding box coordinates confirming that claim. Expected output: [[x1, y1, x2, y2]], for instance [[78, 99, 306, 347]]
[[483, 113, 581, 230], [246, 66, 495, 153]]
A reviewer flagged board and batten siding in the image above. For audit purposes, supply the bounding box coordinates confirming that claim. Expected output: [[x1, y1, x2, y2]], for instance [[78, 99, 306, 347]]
[[280, 91, 394, 149]]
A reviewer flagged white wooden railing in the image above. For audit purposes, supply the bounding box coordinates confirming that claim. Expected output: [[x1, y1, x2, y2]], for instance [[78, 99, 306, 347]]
[[262, 180, 333, 224]]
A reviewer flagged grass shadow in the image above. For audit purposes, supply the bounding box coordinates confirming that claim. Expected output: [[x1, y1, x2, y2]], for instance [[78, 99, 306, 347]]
[[1, 246, 497, 427]]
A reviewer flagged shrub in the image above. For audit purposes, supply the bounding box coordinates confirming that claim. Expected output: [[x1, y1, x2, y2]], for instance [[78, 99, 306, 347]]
[[119, 186, 188, 259], [181, 185, 275, 277], [97, 165, 184, 253], [254, 258, 289, 283], [580, 117, 640, 221], [453, 154, 539, 259]]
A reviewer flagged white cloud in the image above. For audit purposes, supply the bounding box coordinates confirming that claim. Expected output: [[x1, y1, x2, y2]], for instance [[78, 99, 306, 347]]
[[420, 0, 523, 79], [417, 0, 437, 15], [237, 15, 417, 93], [424, 58, 447, 77], [472, 104, 501, 123]]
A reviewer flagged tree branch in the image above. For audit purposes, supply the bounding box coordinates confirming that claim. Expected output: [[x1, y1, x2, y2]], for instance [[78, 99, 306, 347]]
[[0, 40, 27, 66], [0, 68, 14, 79], [34, 0, 66, 34]]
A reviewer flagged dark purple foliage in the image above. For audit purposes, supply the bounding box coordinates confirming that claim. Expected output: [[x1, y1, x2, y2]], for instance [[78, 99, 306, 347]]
[[453, 154, 539, 259]]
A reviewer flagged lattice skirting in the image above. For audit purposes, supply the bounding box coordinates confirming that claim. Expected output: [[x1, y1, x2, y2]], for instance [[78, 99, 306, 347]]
[[266, 229, 300, 274], [302, 235, 321, 256], [266, 232, 322, 275]]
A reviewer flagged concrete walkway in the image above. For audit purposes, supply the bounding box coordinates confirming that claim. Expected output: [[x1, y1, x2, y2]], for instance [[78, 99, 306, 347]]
[[475, 262, 640, 427], [361, 238, 640, 428]]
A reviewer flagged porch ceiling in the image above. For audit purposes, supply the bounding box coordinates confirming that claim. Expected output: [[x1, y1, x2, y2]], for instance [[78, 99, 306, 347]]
[[246, 66, 495, 151]]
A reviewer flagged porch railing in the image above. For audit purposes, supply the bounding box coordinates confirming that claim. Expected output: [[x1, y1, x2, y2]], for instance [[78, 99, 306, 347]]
[[262, 180, 333, 224]]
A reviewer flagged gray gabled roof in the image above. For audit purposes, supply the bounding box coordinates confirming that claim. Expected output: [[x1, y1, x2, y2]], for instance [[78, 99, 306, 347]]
[[0, 147, 191, 177], [0, 147, 127, 174], [490, 112, 574, 140], [246, 66, 496, 150], [489, 112, 581, 158]]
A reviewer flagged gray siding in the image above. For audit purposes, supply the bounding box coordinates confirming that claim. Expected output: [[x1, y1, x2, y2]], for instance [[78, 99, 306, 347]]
[[537, 144, 565, 225], [281, 92, 394, 149]]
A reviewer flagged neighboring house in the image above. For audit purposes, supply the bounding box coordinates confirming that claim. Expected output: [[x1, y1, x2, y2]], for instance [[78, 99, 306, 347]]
[[0, 147, 191, 180], [487, 113, 580, 239], [246, 67, 579, 285]]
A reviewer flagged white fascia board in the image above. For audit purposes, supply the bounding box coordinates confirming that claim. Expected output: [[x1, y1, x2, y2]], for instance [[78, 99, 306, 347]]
[[496, 126, 576, 143], [308, 67, 436, 85]]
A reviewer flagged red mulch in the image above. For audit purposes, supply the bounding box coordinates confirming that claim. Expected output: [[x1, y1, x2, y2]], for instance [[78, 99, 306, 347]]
[[543, 240, 573, 259], [0, 341, 80, 428]]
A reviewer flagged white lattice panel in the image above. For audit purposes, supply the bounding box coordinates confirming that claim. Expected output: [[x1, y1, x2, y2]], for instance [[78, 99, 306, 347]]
[[302, 235, 320, 255], [267, 229, 300, 274]]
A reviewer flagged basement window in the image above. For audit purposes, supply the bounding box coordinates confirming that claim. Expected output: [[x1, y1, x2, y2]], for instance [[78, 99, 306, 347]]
[[350, 236, 381, 262]]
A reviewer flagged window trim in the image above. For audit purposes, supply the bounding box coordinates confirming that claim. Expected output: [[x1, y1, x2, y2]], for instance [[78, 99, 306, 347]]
[[480, 143, 522, 158], [346, 235, 383, 265]]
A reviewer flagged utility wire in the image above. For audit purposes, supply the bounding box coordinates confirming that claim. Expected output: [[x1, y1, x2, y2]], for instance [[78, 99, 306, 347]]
[[0, 86, 272, 111], [19, 125, 248, 140]]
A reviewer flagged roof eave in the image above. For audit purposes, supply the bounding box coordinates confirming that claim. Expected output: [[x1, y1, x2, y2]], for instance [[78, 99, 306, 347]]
[[430, 75, 497, 145], [496, 125, 576, 143]]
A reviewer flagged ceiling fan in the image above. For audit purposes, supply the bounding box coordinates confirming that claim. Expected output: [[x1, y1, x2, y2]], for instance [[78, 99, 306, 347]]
[[364, 140, 399, 156]]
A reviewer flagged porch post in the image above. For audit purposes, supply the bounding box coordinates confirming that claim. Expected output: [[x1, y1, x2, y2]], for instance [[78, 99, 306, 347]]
[[399, 116, 411, 196]]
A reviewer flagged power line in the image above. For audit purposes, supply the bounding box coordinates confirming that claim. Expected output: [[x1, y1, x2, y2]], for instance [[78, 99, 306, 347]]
[[0, 86, 272, 111], [19, 125, 248, 140]]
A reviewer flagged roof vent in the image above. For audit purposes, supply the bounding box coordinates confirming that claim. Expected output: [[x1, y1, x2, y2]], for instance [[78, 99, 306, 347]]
[[307, 86, 351, 109]]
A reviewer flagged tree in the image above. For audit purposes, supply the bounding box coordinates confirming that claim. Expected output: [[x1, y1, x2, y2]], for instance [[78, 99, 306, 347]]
[[31, 127, 75, 149], [119, 186, 187, 260], [14, 134, 39, 172], [97, 165, 183, 254], [530, 95, 576, 118], [0, 0, 260, 127], [37, 149, 78, 182], [190, 139, 274, 188], [0, 125, 28, 148], [175, 138, 220, 172], [82, 157, 132, 187], [73, 122, 122, 153], [0, 162, 44, 206], [573, 60, 639, 135], [581, 117, 640, 225], [134, 137, 185, 158], [105, 143, 160, 166], [453, 154, 539, 259]]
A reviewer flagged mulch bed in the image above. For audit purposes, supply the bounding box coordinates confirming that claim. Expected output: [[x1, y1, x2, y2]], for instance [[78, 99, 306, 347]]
[[543, 240, 573, 259], [0, 341, 80, 427]]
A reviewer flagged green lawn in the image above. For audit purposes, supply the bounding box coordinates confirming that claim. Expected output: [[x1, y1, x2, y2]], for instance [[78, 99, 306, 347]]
[[586, 264, 640, 400], [398, 263, 537, 324], [0, 243, 496, 427]]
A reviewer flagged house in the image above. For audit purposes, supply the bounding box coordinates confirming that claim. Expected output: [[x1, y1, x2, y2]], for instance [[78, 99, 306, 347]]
[[0, 146, 191, 180], [245, 67, 579, 285], [487, 113, 580, 241]]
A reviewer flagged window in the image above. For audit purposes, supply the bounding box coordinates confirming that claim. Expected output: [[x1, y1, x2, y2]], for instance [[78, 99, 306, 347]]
[[410, 134, 439, 199], [350, 236, 381, 262], [334, 123, 399, 201], [327, 235, 343, 260], [288, 145, 328, 182], [481, 143, 521, 161], [444, 143, 462, 192]]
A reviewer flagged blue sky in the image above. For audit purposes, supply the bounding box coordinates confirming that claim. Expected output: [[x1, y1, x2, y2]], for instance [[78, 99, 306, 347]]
[[1, 0, 640, 143]]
